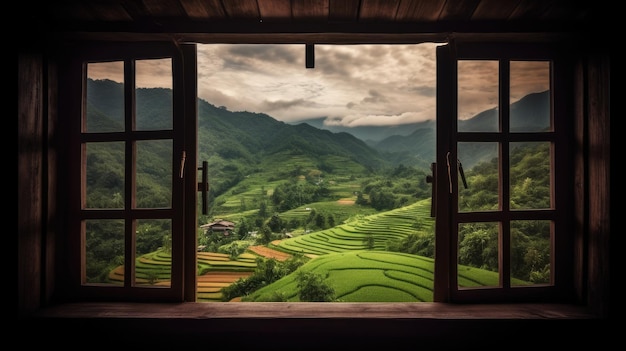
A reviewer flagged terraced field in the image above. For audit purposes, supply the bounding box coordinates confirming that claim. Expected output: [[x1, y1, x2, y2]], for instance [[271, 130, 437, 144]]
[[107, 198, 520, 302], [245, 250, 438, 302], [271, 198, 433, 256], [108, 250, 259, 301]]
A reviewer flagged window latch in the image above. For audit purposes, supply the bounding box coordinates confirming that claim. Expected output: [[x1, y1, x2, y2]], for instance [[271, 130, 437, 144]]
[[425, 162, 436, 217], [458, 159, 468, 189], [446, 152, 468, 194], [198, 161, 209, 215], [179, 151, 186, 178]]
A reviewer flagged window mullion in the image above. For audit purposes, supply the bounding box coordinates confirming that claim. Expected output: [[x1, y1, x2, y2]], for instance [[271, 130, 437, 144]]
[[124, 59, 136, 288], [499, 59, 511, 288]]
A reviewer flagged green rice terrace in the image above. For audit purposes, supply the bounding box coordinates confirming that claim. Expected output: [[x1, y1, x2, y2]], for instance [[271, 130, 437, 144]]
[[108, 198, 526, 302]]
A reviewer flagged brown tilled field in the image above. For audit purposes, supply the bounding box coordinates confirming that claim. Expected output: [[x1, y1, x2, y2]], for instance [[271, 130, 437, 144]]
[[197, 271, 254, 283], [247, 245, 292, 261]]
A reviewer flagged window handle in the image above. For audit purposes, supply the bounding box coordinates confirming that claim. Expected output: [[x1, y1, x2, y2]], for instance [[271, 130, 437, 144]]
[[179, 151, 186, 178], [458, 159, 468, 189], [446, 152, 469, 194], [425, 162, 436, 217], [198, 161, 209, 215], [446, 152, 452, 193]]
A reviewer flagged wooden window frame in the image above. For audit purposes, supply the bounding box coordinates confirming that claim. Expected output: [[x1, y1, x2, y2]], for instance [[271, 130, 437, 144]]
[[50, 39, 595, 319], [435, 42, 576, 303], [61, 42, 197, 302]]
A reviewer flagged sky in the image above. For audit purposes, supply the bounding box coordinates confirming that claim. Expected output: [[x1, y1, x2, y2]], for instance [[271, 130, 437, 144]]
[[87, 43, 550, 127]]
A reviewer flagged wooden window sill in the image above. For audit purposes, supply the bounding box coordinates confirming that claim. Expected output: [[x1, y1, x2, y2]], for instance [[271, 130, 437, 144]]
[[30, 301, 597, 320], [20, 302, 608, 346]]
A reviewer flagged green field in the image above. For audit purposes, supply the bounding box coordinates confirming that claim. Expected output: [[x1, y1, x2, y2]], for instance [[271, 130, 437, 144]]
[[111, 197, 529, 302]]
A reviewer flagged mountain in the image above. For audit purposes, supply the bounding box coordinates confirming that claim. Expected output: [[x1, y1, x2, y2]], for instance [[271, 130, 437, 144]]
[[87, 78, 549, 182], [290, 90, 549, 170], [370, 91, 550, 169], [86, 78, 390, 197], [291, 117, 427, 143]]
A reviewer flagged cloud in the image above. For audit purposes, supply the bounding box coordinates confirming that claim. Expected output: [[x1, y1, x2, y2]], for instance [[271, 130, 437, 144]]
[[198, 43, 442, 125], [85, 43, 550, 126]]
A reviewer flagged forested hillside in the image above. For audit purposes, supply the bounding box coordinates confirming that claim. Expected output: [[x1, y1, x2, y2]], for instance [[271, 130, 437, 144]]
[[85, 78, 552, 295]]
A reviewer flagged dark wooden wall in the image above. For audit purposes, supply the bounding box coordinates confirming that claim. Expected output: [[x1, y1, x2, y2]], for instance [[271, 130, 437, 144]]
[[17, 39, 612, 329], [18, 52, 44, 317]]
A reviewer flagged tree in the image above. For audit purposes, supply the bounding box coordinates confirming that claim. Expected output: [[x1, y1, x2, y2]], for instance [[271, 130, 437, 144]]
[[363, 233, 375, 250], [257, 224, 273, 245], [296, 271, 336, 302], [268, 213, 284, 232], [327, 214, 336, 227], [258, 200, 268, 218], [236, 218, 250, 239]]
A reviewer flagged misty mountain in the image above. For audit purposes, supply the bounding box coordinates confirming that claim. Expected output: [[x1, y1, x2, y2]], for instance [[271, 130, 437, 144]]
[[310, 90, 550, 170], [87, 78, 549, 178], [86, 78, 390, 197], [290, 117, 429, 143]]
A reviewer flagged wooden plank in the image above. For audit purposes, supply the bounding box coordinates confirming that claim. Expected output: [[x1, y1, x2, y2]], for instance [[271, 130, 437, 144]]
[[438, 0, 481, 21], [18, 52, 43, 317], [586, 54, 611, 319], [86, 1, 134, 21], [258, 0, 291, 20], [143, 0, 187, 17], [178, 0, 212, 19], [180, 0, 226, 19], [509, 0, 556, 20], [222, 0, 260, 18], [396, 0, 446, 22], [360, 0, 400, 21], [471, 0, 521, 20], [34, 302, 596, 319], [45, 57, 59, 305], [292, 0, 328, 20], [328, 0, 359, 22]]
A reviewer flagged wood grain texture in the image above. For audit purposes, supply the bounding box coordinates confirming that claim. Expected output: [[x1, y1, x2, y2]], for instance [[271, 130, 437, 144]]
[[35, 301, 596, 319], [18, 53, 43, 317], [29, 0, 599, 27]]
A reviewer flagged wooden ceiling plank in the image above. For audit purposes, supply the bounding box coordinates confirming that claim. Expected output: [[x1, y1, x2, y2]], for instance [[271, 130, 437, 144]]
[[258, 0, 292, 21], [508, 0, 555, 20], [178, 0, 212, 19], [360, 0, 400, 21], [87, 1, 134, 22], [396, 0, 446, 22], [33, 0, 597, 36], [142, 0, 187, 17], [471, 0, 521, 21], [120, 0, 153, 21], [292, 0, 329, 20], [439, 0, 481, 21], [222, 0, 260, 19], [328, 0, 360, 22]]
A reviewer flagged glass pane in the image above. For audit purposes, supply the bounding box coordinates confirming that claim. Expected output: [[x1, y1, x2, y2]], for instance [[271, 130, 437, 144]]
[[458, 142, 499, 212], [136, 139, 173, 208], [85, 219, 124, 285], [135, 219, 172, 287], [85, 141, 125, 209], [510, 142, 551, 210], [86, 61, 125, 133], [136, 58, 173, 131], [458, 222, 500, 289], [458, 60, 499, 132], [511, 220, 551, 286], [510, 61, 551, 132]]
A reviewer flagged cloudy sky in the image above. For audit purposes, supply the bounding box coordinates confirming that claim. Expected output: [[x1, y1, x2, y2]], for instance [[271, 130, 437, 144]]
[[88, 43, 549, 127], [197, 43, 439, 127]]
